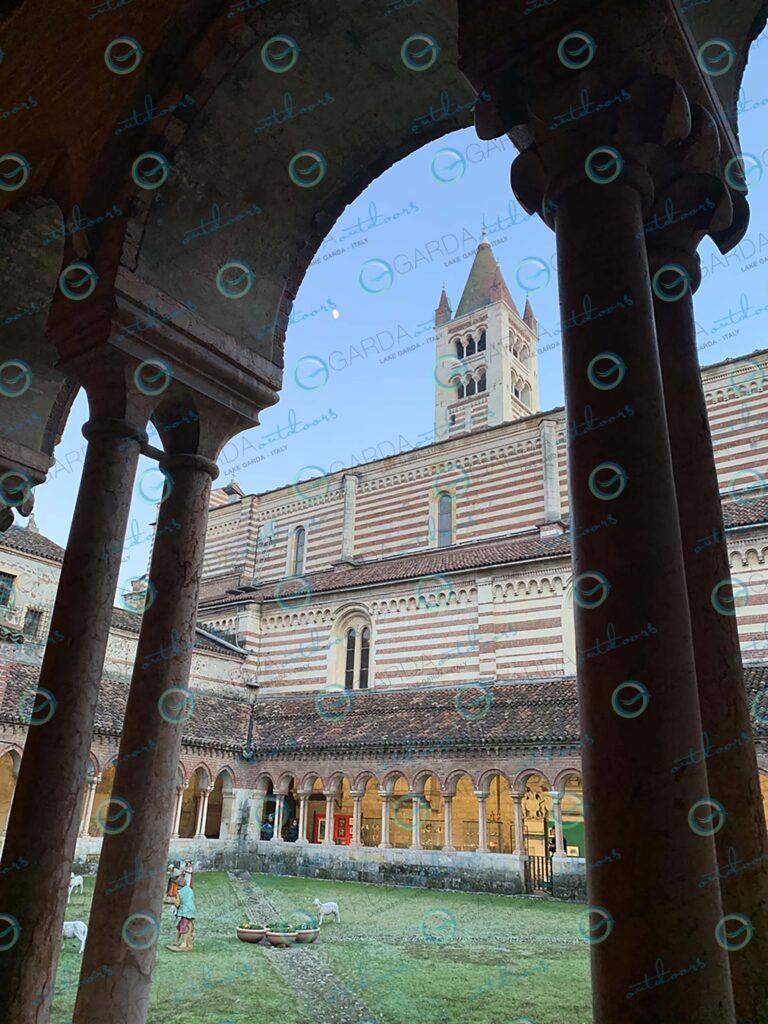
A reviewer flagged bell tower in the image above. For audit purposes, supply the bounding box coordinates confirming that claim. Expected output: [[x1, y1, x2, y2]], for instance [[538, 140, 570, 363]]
[[434, 234, 539, 437]]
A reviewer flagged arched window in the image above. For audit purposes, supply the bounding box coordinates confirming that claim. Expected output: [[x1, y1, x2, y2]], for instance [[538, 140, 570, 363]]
[[455, 339, 464, 359], [466, 377, 476, 397], [437, 492, 453, 548], [466, 336, 476, 357], [293, 526, 306, 575], [457, 382, 465, 399], [360, 628, 370, 689], [478, 330, 486, 352], [478, 372, 487, 393], [344, 628, 356, 689], [519, 346, 529, 368]]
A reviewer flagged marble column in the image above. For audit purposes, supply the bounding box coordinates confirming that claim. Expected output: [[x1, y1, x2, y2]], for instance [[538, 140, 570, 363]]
[[549, 792, 565, 855], [171, 786, 185, 839], [296, 794, 309, 845], [78, 779, 99, 837], [271, 795, 285, 842], [350, 791, 363, 847], [194, 787, 211, 839], [512, 793, 525, 854], [0, 410, 146, 1023], [410, 796, 422, 850], [442, 796, 455, 851], [378, 792, 391, 849], [75, 447, 218, 1023], [648, 195, 768, 1017], [507, 74, 736, 1022], [322, 792, 335, 845], [475, 792, 488, 853]]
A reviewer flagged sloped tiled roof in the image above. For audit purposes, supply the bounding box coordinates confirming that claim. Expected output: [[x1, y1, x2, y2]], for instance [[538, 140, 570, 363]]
[[722, 495, 768, 528], [108, 607, 244, 655], [0, 525, 64, 563]]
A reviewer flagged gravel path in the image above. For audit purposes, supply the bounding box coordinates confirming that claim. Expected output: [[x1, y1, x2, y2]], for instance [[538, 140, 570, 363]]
[[227, 870, 382, 1024]]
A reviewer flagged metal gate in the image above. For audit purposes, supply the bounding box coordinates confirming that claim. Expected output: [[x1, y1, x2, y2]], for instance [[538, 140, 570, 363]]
[[527, 854, 553, 893]]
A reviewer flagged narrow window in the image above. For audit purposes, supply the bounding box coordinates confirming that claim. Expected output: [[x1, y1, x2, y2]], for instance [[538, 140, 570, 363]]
[[23, 608, 42, 639], [359, 628, 370, 689], [466, 378, 476, 397], [466, 336, 476, 357], [344, 628, 356, 689], [457, 382, 465, 399], [438, 492, 453, 548], [293, 526, 306, 575], [478, 330, 486, 352], [456, 340, 464, 359], [478, 372, 487, 394], [0, 572, 15, 608], [449, 413, 456, 425]]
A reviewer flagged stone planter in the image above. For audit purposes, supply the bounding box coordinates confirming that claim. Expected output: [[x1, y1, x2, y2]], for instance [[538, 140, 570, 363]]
[[294, 928, 320, 944], [236, 927, 266, 943], [265, 930, 299, 948]]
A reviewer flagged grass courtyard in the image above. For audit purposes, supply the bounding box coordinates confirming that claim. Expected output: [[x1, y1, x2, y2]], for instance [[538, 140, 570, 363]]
[[54, 872, 592, 1024]]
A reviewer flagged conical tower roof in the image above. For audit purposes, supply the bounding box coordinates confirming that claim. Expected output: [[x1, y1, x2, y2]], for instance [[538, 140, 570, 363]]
[[454, 235, 519, 319], [435, 285, 452, 326]]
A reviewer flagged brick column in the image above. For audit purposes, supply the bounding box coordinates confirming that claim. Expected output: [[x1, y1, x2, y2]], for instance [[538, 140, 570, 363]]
[[0, 403, 146, 1023]]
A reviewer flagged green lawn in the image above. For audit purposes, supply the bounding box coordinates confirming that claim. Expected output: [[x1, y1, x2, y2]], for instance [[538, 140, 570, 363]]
[[53, 871, 592, 1024]]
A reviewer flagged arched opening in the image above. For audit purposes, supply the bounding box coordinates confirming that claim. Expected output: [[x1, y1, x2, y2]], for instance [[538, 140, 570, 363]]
[[558, 773, 585, 857], [0, 750, 20, 834], [465, 335, 476, 357], [455, 339, 464, 359], [389, 774, 411, 848], [293, 526, 306, 575], [520, 773, 552, 857], [359, 774, 381, 847], [89, 765, 116, 837], [276, 773, 298, 839], [521, 382, 532, 406], [437, 491, 453, 548], [466, 377, 476, 397], [179, 767, 212, 839], [457, 381, 465, 399], [485, 772, 516, 854], [450, 773, 478, 851], [478, 329, 486, 352], [307, 776, 327, 844], [477, 370, 487, 394], [318, 776, 354, 846], [205, 769, 234, 839], [331, 607, 374, 690], [414, 772, 445, 850]]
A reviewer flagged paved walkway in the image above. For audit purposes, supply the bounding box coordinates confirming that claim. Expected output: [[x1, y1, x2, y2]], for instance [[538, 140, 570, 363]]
[[227, 870, 381, 1024]]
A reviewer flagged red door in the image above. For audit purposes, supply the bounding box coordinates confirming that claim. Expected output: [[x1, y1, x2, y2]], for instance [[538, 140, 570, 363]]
[[314, 814, 352, 844]]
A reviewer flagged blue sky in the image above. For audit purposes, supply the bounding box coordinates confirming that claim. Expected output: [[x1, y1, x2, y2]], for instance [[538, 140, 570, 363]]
[[29, 44, 768, 589]]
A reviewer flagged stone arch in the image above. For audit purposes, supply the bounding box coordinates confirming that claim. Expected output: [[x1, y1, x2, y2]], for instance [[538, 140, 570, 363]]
[[446, 772, 479, 851], [204, 767, 235, 839], [412, 771, 445, 850], [298, 769, 322, 794], [329, 602, 374, 690], [88, 764, 116, 837], [387, 773, 413, 849], [443, 767, 478, 796], [481, 770, 516, 854], [516, 771, 554, 857], [359, 774, 382, 847]]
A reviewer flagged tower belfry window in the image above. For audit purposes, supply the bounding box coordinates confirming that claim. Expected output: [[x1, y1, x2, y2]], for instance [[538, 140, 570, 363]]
[[340, 619, 373, 690], [293, 526, 306, 575], [478, 330, 486, 352], [466, 336, 476, 357], [457, 382, 465, 399], [478, 371, 487, 394], [437, 492, 453, 547], [466, 378, 476, 397], [456, 339, 464, 359]]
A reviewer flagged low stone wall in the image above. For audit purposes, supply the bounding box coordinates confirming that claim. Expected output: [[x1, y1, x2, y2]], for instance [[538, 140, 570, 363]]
[[241, 841, 529, 895], [552, 855, 587, 901], [72, 836, 242, 874]]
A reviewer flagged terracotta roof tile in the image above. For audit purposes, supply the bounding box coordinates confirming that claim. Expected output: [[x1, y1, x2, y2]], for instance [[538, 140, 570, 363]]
[[0, 525, 64, 563]]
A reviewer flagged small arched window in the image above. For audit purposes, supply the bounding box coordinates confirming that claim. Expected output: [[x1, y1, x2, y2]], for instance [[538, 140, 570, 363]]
[[437, 492, 453, 548], [456, 340, 464, 359], [478, 372, 487, 393], [457, 382, 465, 399], [344, 628, 356, 689], [359, 628, 370, 689], [466, 336, 476, 357], [293, 526, 306, 575], [478, 330, 486, 352], [466, 377, 476, 397], [519, 346, 529, 368]]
